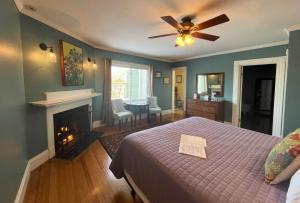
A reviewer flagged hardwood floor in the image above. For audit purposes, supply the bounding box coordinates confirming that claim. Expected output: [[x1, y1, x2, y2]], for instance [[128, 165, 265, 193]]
[[24, 113, 185, 203]]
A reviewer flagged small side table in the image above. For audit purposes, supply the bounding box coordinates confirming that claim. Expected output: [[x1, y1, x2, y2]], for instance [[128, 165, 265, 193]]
[[124, 101, 150, 126]]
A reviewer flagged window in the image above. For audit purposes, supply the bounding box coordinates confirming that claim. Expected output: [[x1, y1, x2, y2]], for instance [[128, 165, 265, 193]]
[[111, 61, 150, 102]]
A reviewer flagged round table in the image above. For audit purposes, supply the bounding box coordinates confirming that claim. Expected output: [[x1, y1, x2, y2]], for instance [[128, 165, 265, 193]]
[[124, 101, 149, 125]]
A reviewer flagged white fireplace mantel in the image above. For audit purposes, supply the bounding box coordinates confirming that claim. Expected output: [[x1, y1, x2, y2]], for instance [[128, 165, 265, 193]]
[[29, 89, 102, 158], [29, 89, 102, 108]]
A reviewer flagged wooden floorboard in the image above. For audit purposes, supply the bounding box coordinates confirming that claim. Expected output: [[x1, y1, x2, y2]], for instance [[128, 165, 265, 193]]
[[23, 113, 185, 203]]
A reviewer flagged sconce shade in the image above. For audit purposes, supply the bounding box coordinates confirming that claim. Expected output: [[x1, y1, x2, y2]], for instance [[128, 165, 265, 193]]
[[39, 42, 56, 63], [47, 50, 56, 63]]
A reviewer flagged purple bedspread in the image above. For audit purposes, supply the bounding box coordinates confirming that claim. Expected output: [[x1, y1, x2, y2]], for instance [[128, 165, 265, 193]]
[[110, 117, 288, 203]]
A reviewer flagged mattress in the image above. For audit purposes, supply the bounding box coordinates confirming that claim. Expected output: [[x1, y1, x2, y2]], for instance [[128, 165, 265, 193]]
[[110, 117, 288, 203]]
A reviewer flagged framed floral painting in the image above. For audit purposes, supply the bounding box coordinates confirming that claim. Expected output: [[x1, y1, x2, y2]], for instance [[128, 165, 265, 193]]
[[60, 40, 84, 86]]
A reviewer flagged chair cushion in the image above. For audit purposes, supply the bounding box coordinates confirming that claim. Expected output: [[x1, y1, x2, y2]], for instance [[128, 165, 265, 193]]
[[112, 99, 126, 113], [148, 97, 158, 108], [264, 129, 300, 182], [114, 111, 133, 119], [149, 107, 162, 113]]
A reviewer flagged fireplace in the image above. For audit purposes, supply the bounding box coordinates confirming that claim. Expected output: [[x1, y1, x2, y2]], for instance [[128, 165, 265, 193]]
[[53, 105, 94, 159]]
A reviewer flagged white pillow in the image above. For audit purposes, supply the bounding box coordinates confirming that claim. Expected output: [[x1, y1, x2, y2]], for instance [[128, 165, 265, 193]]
[[286, 169, 300, 203]]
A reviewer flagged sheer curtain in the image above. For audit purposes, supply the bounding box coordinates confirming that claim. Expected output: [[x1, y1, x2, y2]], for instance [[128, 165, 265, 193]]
[[148, 65, 154, 97], [111, 60, 152, 102], [102, 58, 112, 125]]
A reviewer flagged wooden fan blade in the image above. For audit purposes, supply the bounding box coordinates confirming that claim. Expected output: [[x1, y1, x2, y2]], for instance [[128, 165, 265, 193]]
[[161, 16, 183, 30], [191, 32, 219, 41], [148, 33, 178, 39], [194, 14, 229, 31]]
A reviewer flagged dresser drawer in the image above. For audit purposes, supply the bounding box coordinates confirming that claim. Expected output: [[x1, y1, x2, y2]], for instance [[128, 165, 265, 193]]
[[202, 101, 218, 107], [201, 106, 216, 113], [187, 99, 224, 122], [198, 112, 216, 120]]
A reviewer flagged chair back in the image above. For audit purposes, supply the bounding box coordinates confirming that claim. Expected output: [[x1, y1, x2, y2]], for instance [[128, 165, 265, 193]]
[[147, 96, 159, 108], [111, 99, 125, 113]]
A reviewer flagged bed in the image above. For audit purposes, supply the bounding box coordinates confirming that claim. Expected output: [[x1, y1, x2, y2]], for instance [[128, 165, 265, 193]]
[[110, 117, 288, 203]]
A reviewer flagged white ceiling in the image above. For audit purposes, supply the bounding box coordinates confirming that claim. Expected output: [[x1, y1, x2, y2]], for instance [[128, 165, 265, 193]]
[[17, 0, 300, 62]]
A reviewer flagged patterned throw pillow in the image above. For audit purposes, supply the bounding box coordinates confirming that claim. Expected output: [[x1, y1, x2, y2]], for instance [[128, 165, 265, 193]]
[[264, 129, 300, 182]]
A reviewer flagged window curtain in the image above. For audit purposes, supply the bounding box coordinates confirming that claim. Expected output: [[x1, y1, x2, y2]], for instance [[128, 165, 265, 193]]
[[148, 65, 154, 97], [102, 58, 112, 125]]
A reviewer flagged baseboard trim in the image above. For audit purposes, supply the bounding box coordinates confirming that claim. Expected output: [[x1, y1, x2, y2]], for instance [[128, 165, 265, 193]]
[[14, 163, 30, 203], [162, 109, 172, 115], [15, 150, 49, 203], [28, 150, 49, 172], [224, 121, 233, 125]]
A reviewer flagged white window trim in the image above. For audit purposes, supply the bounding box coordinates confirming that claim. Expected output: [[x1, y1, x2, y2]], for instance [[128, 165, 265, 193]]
[[112, 60, 150, 70], [111, 60, 151, 101]]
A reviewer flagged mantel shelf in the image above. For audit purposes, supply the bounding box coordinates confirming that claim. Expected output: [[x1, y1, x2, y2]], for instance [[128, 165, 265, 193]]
[[29, 92, 102, 108]]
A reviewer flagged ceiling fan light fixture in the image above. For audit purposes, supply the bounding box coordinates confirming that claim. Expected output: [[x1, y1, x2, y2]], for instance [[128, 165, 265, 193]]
[[175, 34, 195, 47], [184, 34, 194, 45], [175, 35, 186, 47]]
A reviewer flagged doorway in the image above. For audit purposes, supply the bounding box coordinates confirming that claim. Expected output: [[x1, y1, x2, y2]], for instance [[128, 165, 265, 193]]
[[241, 64, 276, 134], [232, 57, 287, 137], [172, 67, 187, 115]]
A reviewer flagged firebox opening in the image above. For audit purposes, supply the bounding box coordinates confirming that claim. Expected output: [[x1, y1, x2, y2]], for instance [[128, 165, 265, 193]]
[[54, 105, 91, 159]]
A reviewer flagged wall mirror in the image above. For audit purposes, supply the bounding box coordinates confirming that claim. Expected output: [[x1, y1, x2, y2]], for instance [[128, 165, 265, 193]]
[[196, 73, 224, 97]]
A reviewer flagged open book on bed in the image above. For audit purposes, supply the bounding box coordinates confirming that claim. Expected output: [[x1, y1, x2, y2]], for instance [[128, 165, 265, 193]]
[[179, 134, 207, 159]]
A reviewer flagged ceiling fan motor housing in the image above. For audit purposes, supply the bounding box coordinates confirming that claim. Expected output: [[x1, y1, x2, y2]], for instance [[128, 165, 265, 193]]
[[181, 16, 195, 31]]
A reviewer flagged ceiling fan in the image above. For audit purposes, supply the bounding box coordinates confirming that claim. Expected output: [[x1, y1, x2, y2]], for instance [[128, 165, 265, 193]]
[[148, 14, 229, 47]]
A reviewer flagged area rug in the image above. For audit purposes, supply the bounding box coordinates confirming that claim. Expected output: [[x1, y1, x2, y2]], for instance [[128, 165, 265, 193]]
[[98, 121, 172, 158]]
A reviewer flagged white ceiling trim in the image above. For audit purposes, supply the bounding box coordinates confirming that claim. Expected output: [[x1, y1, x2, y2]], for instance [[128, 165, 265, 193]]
[[284, 24, 300, 36], [94, 45, 172, 63], [15, 1, 172, 63], [14, 0, 23, 11], [174, 40, 289, 62], [286, 24, 300, 32], [12, 0, 293, 64]]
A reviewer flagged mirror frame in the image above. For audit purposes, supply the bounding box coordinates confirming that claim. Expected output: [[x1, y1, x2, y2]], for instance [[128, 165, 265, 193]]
[[196, 72, 225, 97]]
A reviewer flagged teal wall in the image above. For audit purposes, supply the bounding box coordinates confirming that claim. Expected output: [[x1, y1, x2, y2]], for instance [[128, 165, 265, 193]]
[[93, 48, 172, 110], [20, 15, 98, 158], [172, 45, 288, 122], [0, 1, 28, 202], [284, 30, 300, 134], [20, 14, 172, 158]]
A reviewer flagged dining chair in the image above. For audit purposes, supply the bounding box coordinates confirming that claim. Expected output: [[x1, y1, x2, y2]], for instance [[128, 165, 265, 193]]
[[147, 96, 162, 122], [111, 99, 133, 128]]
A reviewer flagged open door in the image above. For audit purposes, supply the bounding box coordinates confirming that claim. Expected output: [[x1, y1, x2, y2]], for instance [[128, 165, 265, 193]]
[[172, 67, 187, 115]]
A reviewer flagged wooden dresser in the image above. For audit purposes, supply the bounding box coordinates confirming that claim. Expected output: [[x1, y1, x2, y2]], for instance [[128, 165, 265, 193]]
[[186, 99, 225, 122]]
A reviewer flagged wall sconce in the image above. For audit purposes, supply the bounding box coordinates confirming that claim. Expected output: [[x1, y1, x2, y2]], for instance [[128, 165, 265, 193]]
[[88, 57, 97, 70], [39, 43, 56, 63]]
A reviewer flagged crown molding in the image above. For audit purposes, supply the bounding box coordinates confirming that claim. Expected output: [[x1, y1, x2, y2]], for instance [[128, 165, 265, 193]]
[[16, 2, 172, 63], [286, 24, 300, 32], [284, 24, 300, 36], [174, 40, 289, 62], [13, 0, 291, 64], [94, 45, 172, 63], [14, 0, 23, 11]]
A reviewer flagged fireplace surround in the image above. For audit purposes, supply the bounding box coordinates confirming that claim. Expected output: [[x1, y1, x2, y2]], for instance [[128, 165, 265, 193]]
[[29, 89, 102, 158]]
